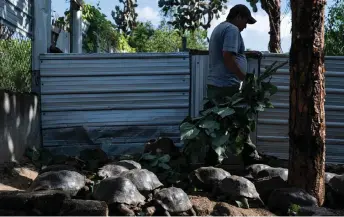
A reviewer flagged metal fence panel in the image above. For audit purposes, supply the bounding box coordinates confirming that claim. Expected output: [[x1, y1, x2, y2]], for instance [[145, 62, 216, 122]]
[[0, 0, 32, 37], [257, 54, 344, 164], [39, 53, 190, 156], [190, 52, 344, 164]]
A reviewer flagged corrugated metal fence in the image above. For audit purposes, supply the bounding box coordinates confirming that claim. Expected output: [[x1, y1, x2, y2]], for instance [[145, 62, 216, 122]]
[[39, 53, 190, 155], [0, 0, 33, 37], [191, 52, 344, 164], [258, 54, 344, 164]]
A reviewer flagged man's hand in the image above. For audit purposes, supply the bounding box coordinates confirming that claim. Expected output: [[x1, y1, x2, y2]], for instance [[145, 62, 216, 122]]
[[223, 51, 246, 81]]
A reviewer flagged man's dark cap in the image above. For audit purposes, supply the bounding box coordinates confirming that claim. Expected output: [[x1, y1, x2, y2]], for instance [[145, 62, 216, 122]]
[[228, 4, 257, 24]]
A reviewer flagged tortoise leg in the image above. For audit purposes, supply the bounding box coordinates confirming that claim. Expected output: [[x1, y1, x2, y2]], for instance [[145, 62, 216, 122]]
[[257, 196, 265, 207], [240, 197, 250, 209], [163, 210, 171, 216], [189, 207, 197, 216], [117, 203, 135, 216], [145, 206, 156, 216]]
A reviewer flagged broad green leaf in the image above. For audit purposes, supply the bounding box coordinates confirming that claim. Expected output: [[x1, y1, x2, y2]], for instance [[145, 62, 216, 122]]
[[180, 122, 200, 140], [158, 154, 171, 163], [261, 82, 278, 96], [198, 118, 220, 131], [265, 101, 274, 108], [158, 162, 171, 170], [200, 106, 219, 116], [211, 131, 230, 147], [216, 107, 235, 118], [150, 158, 159, 167], [141, 153, 156, 160], [230, 96, 244, 106]]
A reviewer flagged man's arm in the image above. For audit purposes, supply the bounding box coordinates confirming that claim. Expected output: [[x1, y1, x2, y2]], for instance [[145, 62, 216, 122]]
[[223, 51, 246, 81], [222, 27, 246, 81]]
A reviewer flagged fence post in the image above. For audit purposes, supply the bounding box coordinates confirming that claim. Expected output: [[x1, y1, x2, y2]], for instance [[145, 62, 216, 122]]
[[70, 0, 83, 53], [31, 0, 51, 94]]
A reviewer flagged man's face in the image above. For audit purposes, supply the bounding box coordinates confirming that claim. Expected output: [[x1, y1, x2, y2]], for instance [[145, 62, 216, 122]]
[[236, 16, 249, 32]]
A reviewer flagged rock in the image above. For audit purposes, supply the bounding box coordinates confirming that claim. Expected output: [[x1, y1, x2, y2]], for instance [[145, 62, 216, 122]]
[[189, 195, 275, 216], [329, 174, 344, 195], [267, 188, 318, 215], [298, 206, 336, 216], [0, 209, 29, 215], [59, 199, 109, 216], [325, 163, 344, 174], [212, 202, 275, 216], [326, 174, 344, 208], [254, 176, 289, 203], [0, 190, 70, 215], [212, 202, 244, 216], [189, 195, 216, 216]]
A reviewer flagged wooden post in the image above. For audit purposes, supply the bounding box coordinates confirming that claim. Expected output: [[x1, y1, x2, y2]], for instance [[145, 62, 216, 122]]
[[288, 0, 327, 206]]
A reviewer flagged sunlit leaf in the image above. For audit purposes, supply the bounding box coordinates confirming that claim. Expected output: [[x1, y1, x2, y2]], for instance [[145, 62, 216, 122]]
[[216, 107, 235, 118], [180, 122, 200, 140]]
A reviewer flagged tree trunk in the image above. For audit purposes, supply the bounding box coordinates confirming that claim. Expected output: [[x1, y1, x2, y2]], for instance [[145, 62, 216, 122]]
[[260, 0, 282, 53], [288, 0, 327, 206]]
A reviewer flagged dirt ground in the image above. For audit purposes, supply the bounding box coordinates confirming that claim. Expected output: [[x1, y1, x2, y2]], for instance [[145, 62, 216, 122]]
[[0, 157, 38, 191]]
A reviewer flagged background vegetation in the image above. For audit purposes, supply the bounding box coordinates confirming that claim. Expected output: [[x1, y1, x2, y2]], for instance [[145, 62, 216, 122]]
[[0, 0, 342, 93]]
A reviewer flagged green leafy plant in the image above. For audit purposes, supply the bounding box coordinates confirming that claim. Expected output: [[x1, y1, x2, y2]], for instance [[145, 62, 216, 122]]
[[139, 152, 187, 186], [0, 38, 31, 92], [180, 61, 288, 165], [325, 0, 344, 56], [140, 152, 172, 170], [288, 203, 301, 216]]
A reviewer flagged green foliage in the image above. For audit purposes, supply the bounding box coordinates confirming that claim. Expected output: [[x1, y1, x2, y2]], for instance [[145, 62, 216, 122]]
[[288, 204, 301, 216], [325, 0, 344, 56], [246, 0, 259, 12], [158, 0, 228, 33], [180, 61, 287, 164], [128, 22, 155, 52], [139, 152, 185, 185], [0, 39, 31, 92], [130, 20, 208, 52], [58, 2, 136, 53], [81, 3, 117, 52], [112, 0, 138, 35]]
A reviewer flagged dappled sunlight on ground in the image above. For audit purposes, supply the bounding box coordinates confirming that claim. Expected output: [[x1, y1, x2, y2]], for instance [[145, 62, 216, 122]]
[[0, 162, 38, 191]]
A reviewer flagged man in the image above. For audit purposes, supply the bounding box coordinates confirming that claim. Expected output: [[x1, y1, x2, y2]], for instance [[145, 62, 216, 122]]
[[207, 4, 261, 165]]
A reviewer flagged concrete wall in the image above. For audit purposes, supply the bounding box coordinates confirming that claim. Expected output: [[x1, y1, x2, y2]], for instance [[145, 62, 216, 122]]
[[0, 90, 40, 163]]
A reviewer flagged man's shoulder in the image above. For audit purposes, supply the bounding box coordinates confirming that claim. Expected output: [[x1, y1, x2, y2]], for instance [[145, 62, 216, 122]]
[[214, 22, 240, 33]]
